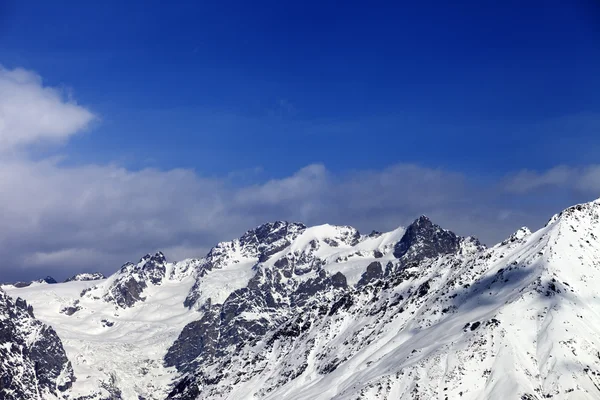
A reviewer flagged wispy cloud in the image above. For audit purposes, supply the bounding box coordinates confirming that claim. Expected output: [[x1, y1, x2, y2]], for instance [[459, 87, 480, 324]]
[[504, 165, 600, 193]]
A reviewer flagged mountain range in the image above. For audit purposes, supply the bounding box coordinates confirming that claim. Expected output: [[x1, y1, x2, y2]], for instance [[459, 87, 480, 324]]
[[2, 198, 600, 399]]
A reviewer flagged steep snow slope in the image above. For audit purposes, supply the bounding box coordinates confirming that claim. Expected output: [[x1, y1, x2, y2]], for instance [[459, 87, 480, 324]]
[[5, 199, 600, 400]]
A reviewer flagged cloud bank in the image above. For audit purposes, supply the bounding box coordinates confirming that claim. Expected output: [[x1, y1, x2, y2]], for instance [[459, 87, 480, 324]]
[[1, 65, 599, 282]]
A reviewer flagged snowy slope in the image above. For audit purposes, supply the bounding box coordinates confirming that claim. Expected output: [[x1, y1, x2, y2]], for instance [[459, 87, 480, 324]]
[[4, 258, 200, 400], [5, 199, 600, 399]]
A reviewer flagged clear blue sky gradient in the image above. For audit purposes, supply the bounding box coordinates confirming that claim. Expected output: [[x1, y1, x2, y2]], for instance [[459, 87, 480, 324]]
[[1, 0, 599, 178]]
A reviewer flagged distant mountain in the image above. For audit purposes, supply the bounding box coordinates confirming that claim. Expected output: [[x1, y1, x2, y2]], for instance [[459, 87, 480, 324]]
[[3, 276, 58, 289], [3, 273, 105, 290], [64, 272, 106, 283], [37, 276, 58, 284], [4, 199, 600, 399]]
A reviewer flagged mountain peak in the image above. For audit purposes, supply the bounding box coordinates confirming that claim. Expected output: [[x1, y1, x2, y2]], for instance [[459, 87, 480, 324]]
[[546, 198, 600, 227], [38, 276, 57, 284], [403, 215, 433, 230], [139, 251, 166, 264], [241, 221, 306, 244], [239, 220, 307, 262], [393, 215, 460, 262], [415, 214, 432, 223]]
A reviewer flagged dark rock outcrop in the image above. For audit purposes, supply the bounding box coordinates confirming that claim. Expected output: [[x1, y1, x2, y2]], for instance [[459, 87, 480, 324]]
[[0, 289, 75, 399], [102, 252, 167, 308], [357, 261, 383, 287], [393, 216, 461, 265]]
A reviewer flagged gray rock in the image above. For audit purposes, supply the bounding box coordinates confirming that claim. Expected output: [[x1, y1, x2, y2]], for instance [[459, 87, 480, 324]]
[[0, 289, 75, 399], [357, 261, 383, 287], [393, 216, 461, 266], [102, 252, 167, 308]]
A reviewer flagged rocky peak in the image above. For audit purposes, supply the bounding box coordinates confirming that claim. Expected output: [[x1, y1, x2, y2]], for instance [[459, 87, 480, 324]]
[[141, 251, 167, 264], [139, 251, 168, 284], [393, 215, 461, 263], [239, 221, 306, 261], [100, 251, 168, 308]]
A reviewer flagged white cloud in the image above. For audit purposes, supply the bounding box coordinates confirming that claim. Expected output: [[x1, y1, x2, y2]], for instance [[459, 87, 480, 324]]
[[0, 66, 95, 152], [1, 65, 597, 282]]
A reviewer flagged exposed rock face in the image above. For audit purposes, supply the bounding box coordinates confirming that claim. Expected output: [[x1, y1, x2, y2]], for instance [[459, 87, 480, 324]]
[[164, 306, 220, 374], [357, 261, 383, 286], [0, 289, 75, 399]]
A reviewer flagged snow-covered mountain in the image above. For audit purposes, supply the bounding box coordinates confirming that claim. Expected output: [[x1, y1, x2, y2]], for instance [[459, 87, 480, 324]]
[[2, 276, 58, 289], [64, 273, 106, 283], [4, 198, 600, 399]]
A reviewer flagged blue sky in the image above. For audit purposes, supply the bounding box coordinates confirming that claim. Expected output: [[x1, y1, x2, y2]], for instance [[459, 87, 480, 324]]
[[2, 0, 599, 174], [0, 1, 599, 280]]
